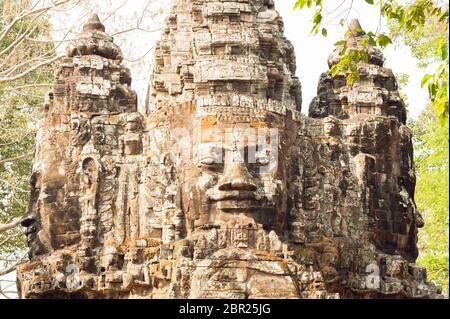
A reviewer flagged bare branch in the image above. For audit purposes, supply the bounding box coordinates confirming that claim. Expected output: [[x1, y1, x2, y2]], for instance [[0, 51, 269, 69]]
[[0, 218, 24, 234], [0, 55, 61, 83], [111, 26, 161, 37], [125, 46, 155, 63], [0, 254, 27, 276], [0, 178, 29, 193], [323, 0, 347, 15], [103, 0, 128, 22], [0, 50, 56, 77], [2, 84, 52, 92], [0, 8, 44, 57], [0, 0, 73, 45], [0, 47, 17, 70], [0, 289, 12, 299], [0, 152, 34, 166]]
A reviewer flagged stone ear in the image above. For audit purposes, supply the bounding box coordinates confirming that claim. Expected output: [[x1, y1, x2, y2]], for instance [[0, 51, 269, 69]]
[[21, 216, 35, 228]]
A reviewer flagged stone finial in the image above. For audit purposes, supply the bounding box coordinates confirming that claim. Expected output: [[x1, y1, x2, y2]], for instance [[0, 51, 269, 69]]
[[82, 14, 106, 32], [314, 19, 405, 123], [328, 18, 385, 68], [345, 19, 366, 49], [348, 18, 365, 37], [66, 13, 123, 61]]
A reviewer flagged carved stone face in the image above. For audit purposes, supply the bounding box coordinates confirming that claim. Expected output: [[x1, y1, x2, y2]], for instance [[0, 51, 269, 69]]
[[175, 116, 292, 233]]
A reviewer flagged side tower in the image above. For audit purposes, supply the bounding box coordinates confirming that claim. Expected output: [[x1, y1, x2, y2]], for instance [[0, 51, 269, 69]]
[[309, 19, 416, 259], [17, 15, 143, 298], [298, 19, 441, 297]]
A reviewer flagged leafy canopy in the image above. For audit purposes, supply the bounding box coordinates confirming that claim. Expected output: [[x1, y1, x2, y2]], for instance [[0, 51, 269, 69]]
[[293, 0, 449, 123]]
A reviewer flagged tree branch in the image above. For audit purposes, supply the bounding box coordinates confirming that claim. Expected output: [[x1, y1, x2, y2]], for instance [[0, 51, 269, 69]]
[[0, 0, 73, 45], [2, 83, 52, 92], [0, 152, 34, 166], [0, 254, 27, 277], [0, 55, 61, 83], [0, 218, 24, 234]]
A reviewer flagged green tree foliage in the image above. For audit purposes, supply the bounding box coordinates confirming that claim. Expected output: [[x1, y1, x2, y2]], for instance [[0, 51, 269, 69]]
[[410, 107, 449, 297], [389, 6, 449, 296], [389, 11, 449, 125], [293, 0, 449, 123], [0, 0, 54, 265]]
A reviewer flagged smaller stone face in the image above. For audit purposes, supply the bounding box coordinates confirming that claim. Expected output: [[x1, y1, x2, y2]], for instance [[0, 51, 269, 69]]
[[309, 19, 406, 124], [19, 14, 139, 264], [147, 0, 302, 115]]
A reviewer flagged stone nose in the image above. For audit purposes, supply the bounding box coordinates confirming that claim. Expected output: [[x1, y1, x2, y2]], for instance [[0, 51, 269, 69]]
[[218, 161, 257, 191]]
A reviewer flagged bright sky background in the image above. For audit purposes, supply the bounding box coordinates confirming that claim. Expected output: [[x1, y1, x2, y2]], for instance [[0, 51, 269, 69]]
[[0, 0, 433, 299]]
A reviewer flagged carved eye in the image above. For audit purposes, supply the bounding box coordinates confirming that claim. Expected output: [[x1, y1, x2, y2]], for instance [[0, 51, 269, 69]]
[[256, 156, 270, 166], [198, 156, 216, 166]]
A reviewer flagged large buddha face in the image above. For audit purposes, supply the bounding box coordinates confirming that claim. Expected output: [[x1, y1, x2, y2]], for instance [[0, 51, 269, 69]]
[[171, 110, 295, 234]]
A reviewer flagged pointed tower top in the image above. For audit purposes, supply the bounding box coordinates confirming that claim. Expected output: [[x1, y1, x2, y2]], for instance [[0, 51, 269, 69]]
[[66, 13, 122, 61], [348, 19, 365, 36], [82, 14, 106, 32], [344, 18, 367, 50], [327, 18, 385, 68]]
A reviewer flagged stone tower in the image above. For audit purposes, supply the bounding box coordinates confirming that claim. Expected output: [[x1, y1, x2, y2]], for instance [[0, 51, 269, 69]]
[[17, 1, 442, 299]]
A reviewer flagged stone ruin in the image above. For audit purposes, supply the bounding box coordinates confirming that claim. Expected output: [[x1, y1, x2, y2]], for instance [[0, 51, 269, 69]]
[[16, 0, 443, 299]]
